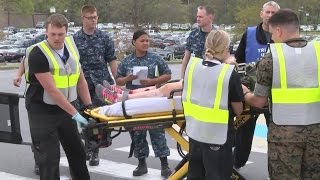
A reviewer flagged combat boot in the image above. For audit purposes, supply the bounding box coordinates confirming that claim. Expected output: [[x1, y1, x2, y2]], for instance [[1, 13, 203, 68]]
[[133, 158, 148, 176], [160, 157, 172, 178], [89, 151, 99, 166]]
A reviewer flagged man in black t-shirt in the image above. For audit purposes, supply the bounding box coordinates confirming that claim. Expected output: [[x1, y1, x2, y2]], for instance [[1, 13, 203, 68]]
[[25, 14, 91, 179]]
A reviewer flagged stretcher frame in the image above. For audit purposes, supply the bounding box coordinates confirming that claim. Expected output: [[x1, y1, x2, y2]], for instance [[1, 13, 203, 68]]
[[84, 103, 251, 180]]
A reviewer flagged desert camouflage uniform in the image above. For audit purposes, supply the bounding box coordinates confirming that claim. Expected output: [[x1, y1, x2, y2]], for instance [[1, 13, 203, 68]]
[[254, 39, 320, 180], [185, 27, 209, 58], [73, 29, 116, 108], [117, 52, 172, 158]]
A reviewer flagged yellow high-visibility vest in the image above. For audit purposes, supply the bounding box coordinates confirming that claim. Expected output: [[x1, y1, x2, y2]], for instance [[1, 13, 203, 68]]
[[182, 57, 234, 145], [25, 36, 80, 104], [271, 41, 320, 125]]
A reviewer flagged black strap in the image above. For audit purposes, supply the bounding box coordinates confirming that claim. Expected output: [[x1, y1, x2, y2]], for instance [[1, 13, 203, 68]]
[[121, 90, 132, 119], [128, 131, 135, 158], [121, 89, 135, 157], [168, 89, 182, 124]]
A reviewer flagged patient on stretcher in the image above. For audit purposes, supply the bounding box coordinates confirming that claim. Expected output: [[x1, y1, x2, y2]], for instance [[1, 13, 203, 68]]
[[99, 96, 183, 116], [96, 80, 183, 116], [96, 80, 183, 104], [95, 54, 237, 105], [95, 54, 237, 117]]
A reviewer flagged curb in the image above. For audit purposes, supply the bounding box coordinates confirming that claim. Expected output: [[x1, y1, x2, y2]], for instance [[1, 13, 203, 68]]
[[166, 60, 182, 64], [0, 63, 20, 70]]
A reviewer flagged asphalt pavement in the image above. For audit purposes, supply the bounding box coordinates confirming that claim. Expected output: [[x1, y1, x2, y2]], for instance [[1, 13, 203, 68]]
[[0, 65, 269, 180]]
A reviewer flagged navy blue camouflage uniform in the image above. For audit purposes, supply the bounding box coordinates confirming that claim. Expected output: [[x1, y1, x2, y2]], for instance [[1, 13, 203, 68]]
[[73, 29, 116, 108], [73, 29, 116, 161], [185, 27, 209, 59], [117, 52, 172, 159]]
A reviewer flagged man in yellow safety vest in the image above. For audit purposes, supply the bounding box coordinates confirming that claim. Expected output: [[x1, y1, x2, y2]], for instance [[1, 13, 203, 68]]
[[243, 9, 320, 179]]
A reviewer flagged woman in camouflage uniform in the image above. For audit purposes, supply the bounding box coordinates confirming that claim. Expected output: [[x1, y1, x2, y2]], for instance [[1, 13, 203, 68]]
[[115, 30, 173, 178]]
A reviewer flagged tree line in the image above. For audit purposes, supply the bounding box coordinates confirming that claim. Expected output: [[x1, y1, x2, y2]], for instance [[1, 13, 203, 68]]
[[0, 0, 319, 28]]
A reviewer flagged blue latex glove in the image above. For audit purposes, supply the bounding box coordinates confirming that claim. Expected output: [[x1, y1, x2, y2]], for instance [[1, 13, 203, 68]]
[[72, 112, 88, 125]]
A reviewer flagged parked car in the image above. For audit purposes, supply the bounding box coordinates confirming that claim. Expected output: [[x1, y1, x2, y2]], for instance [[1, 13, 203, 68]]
[[160, 23, 170, 30], [150, 38, 165, 49], [35, 21, 45, 29], [149, 47, 175, 61], [163, 37, 180, 47], [180, 23, 190, 30], [0, 45, 24, 62], [164, 45, 185, 59], [157, 50, 175, 61], [68, 22, 75, 27], [0, 54, 5, 63], [33, 34, 47, 44], [2, 26, 17, 34], [13, 39, 33, 48]]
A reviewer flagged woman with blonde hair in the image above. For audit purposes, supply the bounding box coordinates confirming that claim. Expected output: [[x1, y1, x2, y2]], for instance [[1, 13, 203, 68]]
[[184, 30, 243, 180]]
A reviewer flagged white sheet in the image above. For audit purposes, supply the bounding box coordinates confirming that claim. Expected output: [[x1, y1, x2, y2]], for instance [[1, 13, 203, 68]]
[[99, 96, 183, 116]]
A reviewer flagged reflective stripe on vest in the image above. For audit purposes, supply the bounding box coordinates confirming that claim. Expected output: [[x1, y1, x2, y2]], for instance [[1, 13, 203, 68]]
[[26, 36, 80, 105], [271, 42, 320, 125], [182, 57, 234, 145], [245, 26, 268, 63]]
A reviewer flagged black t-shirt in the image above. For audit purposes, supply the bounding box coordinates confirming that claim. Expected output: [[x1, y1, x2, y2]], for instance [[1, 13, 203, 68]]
[[202, 60, 244, 136], [25, 45, 70, 114]]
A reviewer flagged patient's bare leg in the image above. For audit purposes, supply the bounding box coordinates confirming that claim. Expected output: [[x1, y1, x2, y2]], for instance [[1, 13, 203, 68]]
[[131, 86, 157, 93], [117, 89, 163, 101], [157, 81, 183, 97], [116, 81, 183, 101]]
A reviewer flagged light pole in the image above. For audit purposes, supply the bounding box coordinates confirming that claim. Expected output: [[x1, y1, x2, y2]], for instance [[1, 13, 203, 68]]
[[306, 12, 309, 25], [64, 9, 68, 21], [298, 6, 304, 24]]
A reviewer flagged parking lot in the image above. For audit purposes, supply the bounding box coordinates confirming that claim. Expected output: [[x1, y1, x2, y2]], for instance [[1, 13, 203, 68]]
[[1, 23, 319, 64]]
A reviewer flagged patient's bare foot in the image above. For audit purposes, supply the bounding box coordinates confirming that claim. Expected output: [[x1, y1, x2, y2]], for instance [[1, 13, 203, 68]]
[[95, 84, 117, 104], [102, 80, 123, 94]]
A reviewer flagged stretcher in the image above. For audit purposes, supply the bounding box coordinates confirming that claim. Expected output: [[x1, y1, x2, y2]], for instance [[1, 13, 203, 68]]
[[0, 91, 251, 179], [0, 64, 265, 179], [83, 90, 250, 180]]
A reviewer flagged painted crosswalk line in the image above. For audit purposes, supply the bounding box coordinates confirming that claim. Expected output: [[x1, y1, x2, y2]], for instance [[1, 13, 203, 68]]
[[115, 145, 186, 161], [115, 145, 254, 165], [60, 176, 71, 180], [0, 172, 36, 180], [0, 172, 72, 180], [60, 157, 164, 180], [115, 145, 266, 159], [0, 145, 264, 180]]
